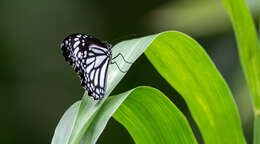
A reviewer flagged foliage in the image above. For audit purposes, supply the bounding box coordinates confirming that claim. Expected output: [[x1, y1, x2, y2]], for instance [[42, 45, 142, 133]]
[[52, 0, 259, 143]]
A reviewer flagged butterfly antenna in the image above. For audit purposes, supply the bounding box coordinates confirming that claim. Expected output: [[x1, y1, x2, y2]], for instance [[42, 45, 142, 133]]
[[110, 61, 128, 73], [112, 53, 133, 64]]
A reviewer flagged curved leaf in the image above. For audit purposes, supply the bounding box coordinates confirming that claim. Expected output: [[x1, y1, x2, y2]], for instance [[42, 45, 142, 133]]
[[52, 101, 81, 144], [52, 34, 155, 144], [222, 0, 260, 110], [112, 87, 197, 144], [221, 0, 260, 143], [52, 31, 246, 144], [222, 0, 260, 144], [144, 32, 246, 143], [81, 86, 197, 144]]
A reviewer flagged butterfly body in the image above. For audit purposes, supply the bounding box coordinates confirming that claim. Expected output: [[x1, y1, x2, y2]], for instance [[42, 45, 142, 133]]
[[61, 33, 112, 100]]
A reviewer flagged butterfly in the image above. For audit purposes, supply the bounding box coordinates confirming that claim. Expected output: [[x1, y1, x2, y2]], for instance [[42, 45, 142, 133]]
[[60, 33, 131, 100]]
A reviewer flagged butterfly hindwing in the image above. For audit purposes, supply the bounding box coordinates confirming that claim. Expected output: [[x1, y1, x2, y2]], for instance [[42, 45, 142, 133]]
[[84, 47, 110, 99]]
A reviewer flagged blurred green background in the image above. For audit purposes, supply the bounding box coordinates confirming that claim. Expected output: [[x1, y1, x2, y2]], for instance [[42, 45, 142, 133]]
[[0, 0, 259, 143]]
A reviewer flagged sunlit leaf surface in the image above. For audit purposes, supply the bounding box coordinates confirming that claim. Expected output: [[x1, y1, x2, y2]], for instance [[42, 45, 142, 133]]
[[52, 31, 246, 144], [81, 86, 197, 144], [221, 0, 260, 143]]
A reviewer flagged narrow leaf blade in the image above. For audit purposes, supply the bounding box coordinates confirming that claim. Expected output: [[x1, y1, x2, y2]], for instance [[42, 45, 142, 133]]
[[222, 0, 260, 109], [221, 0, 260, 143]]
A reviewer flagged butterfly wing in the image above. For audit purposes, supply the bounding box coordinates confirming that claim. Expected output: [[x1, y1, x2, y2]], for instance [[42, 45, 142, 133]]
[[61, 34, 87, 80], [61, 34, 111, 100], [84, 48, 110, 99]]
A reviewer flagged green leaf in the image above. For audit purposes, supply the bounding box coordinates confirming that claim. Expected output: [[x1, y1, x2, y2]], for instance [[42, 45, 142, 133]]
[[222, 0, 260, 109], [52, 101, 81, 144], [52, 31, 246, 144], [78, 89, 133, 144], [52, 34, 156, 144], [144, 32, 246, 143], [221, 0, 260, 143], [254, 114, 260, 144], [52, 86, 197, 144], [81, 86, 197, 144], [112, 87, 197, 144]]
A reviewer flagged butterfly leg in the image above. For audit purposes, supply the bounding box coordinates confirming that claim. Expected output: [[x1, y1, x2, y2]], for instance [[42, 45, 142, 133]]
[[102, 41, 113, 49], [110, 61, 128, 73], [112, 53, 133, 64]]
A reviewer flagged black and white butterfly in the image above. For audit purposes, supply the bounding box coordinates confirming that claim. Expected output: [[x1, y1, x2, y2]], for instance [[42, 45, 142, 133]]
[[61, 33, 131, 100]]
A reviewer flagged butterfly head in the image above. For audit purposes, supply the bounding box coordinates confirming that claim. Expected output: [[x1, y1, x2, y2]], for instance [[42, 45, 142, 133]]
[[103, 41, 112, 50]]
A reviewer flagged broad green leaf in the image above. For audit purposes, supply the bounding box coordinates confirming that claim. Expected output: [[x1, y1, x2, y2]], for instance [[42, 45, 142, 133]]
[[144, 32, 246, 143], [81, 86, 197, 144], [52, 31, 246, 144], [113, 87, 197, 144]]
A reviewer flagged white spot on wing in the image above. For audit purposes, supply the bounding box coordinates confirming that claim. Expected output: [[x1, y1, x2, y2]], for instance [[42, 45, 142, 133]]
[[90, 70, 95, 80], [95, 55, 107, 68], [94, 69, 100, 86], [87, 62, 94, 73], [89, 52, 94, 56], [73, 41, 80, 48], [100, 59, 108, 87], [74, 47, 79, 55], [93, 46, 108, 51], [87, 57, 95, 65], [96, 89, 100, 94], [92, 48, 105, 54]]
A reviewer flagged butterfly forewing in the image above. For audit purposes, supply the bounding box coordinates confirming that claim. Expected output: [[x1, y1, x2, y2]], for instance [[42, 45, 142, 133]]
[[61, 34, 111, 100]]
